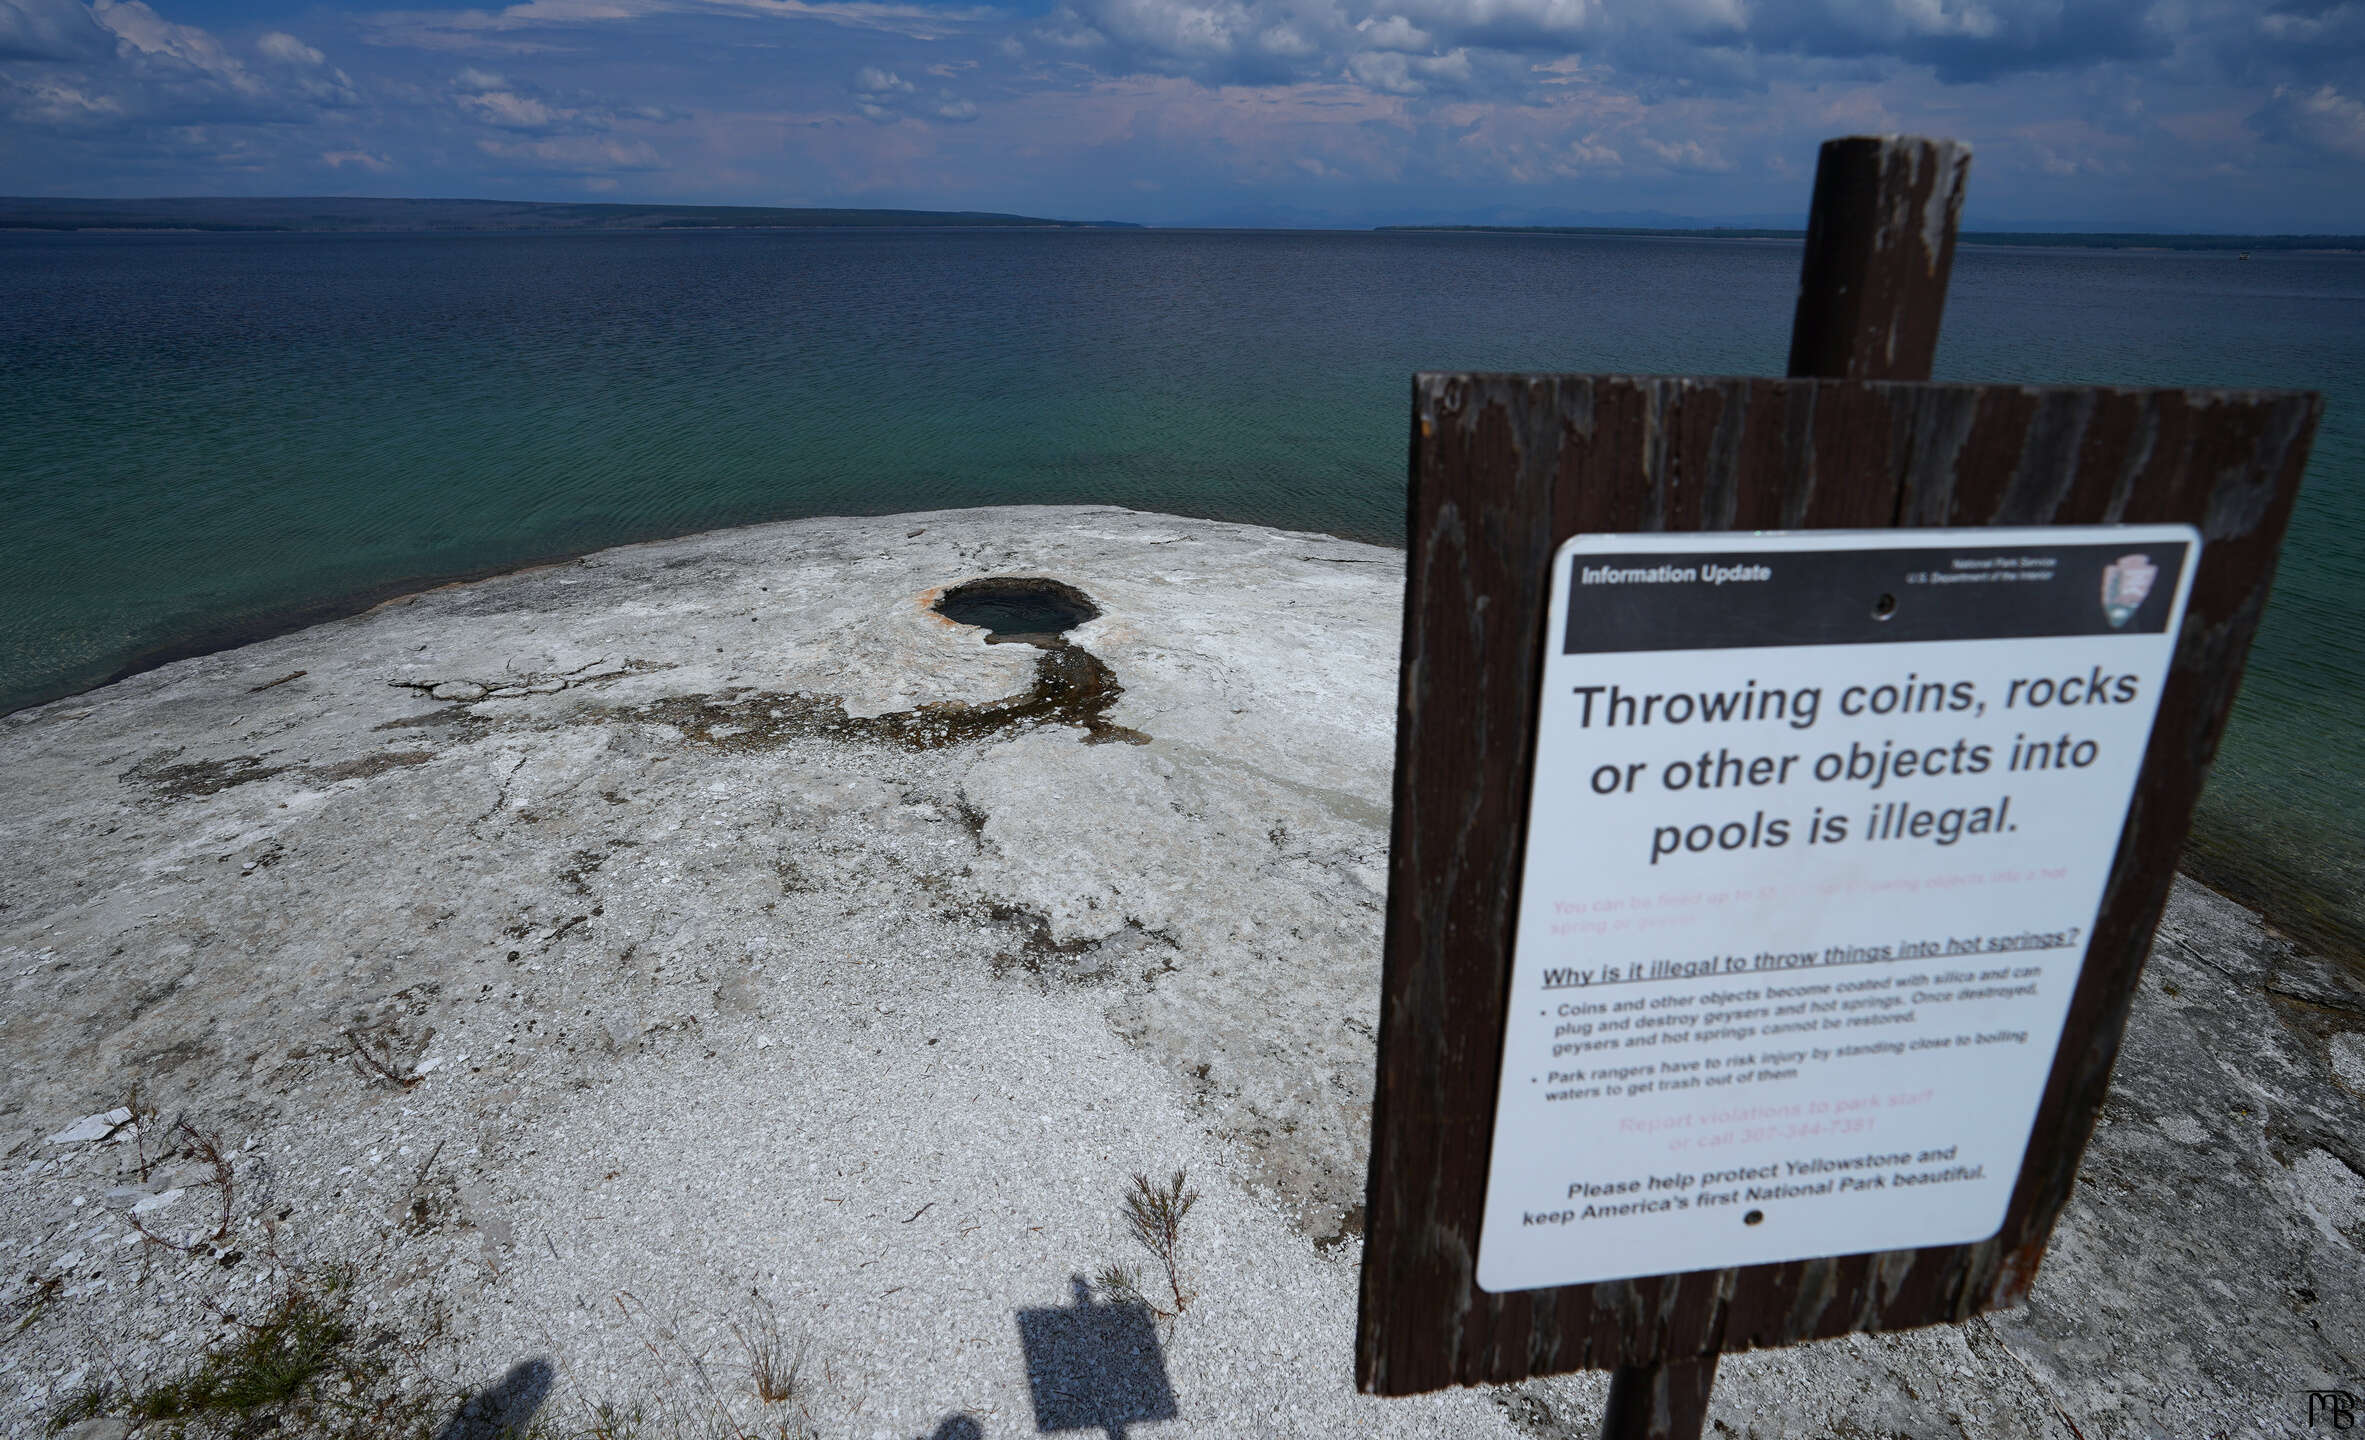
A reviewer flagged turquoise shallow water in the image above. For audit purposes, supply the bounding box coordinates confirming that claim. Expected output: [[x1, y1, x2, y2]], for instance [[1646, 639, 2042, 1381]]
[[2, 228, 2358, 953]]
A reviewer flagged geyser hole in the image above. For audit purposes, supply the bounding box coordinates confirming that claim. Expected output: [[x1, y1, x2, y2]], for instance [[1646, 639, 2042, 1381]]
[[935, 577, 1101, 647]]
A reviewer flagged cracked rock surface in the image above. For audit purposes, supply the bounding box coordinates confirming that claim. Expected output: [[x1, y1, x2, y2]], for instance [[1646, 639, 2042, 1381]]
[[0, 506, 2357, 1438]]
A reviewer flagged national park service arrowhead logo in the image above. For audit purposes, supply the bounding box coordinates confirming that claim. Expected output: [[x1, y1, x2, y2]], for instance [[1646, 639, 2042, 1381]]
[[2100, 553, 2158, 628]]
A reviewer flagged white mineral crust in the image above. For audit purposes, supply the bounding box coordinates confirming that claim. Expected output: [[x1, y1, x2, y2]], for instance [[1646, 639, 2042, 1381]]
[[0, 506, 2357, 1439]]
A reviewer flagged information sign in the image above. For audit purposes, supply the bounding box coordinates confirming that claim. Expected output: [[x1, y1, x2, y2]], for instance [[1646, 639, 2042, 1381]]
[[1476, 526, 2199, 1292]]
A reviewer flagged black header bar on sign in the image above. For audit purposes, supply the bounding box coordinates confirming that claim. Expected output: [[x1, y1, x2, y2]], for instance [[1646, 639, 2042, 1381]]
[[1563, 541, 2191, 654]]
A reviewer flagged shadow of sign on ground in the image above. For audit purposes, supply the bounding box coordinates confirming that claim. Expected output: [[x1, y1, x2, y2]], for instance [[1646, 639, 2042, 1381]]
[[436, 1357, 554, 1439], [1014, 1276, 1179, 1439]]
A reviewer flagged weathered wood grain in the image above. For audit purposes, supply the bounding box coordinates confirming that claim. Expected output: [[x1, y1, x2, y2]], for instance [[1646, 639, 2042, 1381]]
[[1786, 137, 1971, 381], [1355, 374, 2320, 1396]]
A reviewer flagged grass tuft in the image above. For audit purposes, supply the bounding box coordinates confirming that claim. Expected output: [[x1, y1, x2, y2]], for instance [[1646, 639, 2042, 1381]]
[[128, 1286, 350, 1422], [43, 1381, 116, 1434], [1116, 1169, 1198, 1317], [734, 1311, 805, 1407]]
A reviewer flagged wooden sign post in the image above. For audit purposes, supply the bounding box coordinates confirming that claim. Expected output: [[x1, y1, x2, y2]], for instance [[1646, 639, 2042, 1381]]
[[1354, 136, 2322, 1438]]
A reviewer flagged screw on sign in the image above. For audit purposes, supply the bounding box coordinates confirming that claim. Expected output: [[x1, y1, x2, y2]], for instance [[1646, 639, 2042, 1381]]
[[1353, 135, 2323, 1440]]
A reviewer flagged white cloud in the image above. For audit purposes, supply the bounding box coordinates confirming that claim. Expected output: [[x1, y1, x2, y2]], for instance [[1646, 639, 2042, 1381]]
[[363, 0, 999, 51], [475, 131, 663, 169], [0, 0, 114, 62], [93, 0, 260, 90], [258, 32, 325, 65], [1356, 14, 1434, 50], [0, 0, 356, 136], [460, 85, 568, 126], [849, 61, 983, 122], [1035, 0, 2184, 96], [443, 66, 676, 134], [1565, 133, 1622, 168], [1636, 133, 1729, 168], [1389, 0, 1603, 46], [2260, 82, 2365, 159], [1345, 45, 1472, 93], [9, 74, 123, 120]]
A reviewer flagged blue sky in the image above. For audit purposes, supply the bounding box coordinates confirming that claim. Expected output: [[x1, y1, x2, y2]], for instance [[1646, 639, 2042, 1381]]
[[3, 0, 2362, 228]]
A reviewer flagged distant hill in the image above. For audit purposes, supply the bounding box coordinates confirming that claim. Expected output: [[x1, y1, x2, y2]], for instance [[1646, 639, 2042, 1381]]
[[0, 196, 1140, 233], [1375, 224, 2364, 252]]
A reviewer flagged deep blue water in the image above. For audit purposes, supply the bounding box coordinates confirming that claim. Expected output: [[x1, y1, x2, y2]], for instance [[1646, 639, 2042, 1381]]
[[2, 228, 2358, 952]]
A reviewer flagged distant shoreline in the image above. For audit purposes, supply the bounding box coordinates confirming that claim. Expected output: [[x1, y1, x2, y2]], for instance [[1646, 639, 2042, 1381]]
[[0, 195, 1141, 234], [1375, 224, 2365, 253], [6, 198, 2356, 248]]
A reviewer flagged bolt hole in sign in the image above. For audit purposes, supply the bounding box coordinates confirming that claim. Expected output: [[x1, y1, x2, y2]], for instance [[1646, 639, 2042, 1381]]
[[1476, 525, 2198, 1292]]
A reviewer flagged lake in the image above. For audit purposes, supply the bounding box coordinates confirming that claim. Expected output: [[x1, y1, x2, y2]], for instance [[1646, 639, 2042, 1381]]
[[3, 227, 2358, 954]]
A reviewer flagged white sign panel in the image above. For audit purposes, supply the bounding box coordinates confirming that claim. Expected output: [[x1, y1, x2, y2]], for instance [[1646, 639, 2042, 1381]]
[[1475, 525, 2200, 1293]]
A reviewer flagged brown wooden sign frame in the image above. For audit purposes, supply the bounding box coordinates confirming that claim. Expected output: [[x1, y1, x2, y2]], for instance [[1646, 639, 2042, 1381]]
[[1354, 370, 2320, 1399]]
